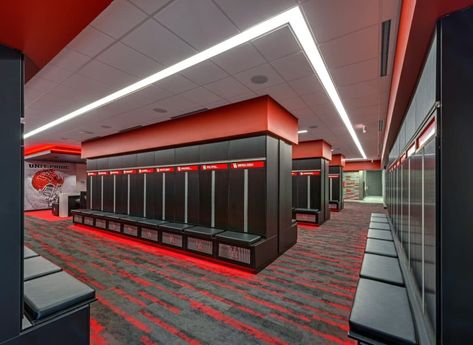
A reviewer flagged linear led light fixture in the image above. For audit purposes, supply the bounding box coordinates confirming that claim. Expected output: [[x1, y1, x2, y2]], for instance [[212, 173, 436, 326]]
[[24, 6, 367, 159], [297, 129, 308, 134]]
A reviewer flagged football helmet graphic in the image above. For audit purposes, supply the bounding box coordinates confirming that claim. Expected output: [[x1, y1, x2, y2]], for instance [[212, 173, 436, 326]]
[[31, 169, 64, 206]]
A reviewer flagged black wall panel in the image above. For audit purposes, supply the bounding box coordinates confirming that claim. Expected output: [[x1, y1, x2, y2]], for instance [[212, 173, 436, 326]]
[[129, 174, 144, 216], [187, 171, 200, 224], [265, 136, 278, 238], [164, 172, 175, 221], [102, 175, 114, 212], [91, 176, 101, 210], [115, 174, 127, 214], [248, 168, 266, 235], [199, 170, 212, 227], [227, 169, 244, 231], [214, 171, 229, 230], [228, 136, 265, 159]]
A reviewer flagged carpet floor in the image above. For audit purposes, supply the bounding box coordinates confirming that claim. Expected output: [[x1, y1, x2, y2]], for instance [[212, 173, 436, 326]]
[[24, 202, 385, 345]]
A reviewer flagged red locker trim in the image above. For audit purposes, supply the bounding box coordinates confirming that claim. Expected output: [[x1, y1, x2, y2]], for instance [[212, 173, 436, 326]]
[[201, 163, 228, 171], [230, 161, 265, 169], [177, 165, 199, 172], [156, 167, 175, 173]]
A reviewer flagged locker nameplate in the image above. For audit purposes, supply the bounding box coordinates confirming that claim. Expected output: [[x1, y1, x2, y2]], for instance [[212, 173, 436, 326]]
[[98, 171, 109, 176], [177, 165, 199, 172], [187, 237, 213, 255], [139, 168, 154, 174], [329, 174, 340, 178], [108, 221, 121, 232], [218, 244, 251, 264], [84, 217, 94, 226], [156, 167, 175, 173], [141, 228, 158, 242], [87, 172, 97, 176], [201, 163, 228, 170], [123, 169, 138, 174], [110, 170, 122, 175], [123, 225, 138, 237], [162, 232, 183, 247], [231, 161, 265, 169], [96, 219, 107, 229]]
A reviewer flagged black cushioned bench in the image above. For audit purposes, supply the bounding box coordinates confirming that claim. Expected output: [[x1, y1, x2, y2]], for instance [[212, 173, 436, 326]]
[[365, 239, 397, 257], [369, 222, 391, 231], [184, 226, 224, 238], [371, 216, 389, 224], [24, 256, 62, 281], [24, 271, 95, 321], [360, 253, 404, 286], [24, 246, 39, 259], [215, 231, 261, 245], [350, 279, 416, 344], [137, 218, 168, 228], [367, 229, 393, 241], [160, 222, 194, 232], [293, 208, 320, 224]]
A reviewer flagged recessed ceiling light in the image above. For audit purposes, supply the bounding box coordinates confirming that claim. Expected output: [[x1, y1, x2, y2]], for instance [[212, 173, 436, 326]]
[[100, 125, 112, 129], [298, 129, 308, 134], [23, 6, 366, 159], [79, 130, 94, 135], [251, 75, 268, 84], [153, 107, 168, 113]]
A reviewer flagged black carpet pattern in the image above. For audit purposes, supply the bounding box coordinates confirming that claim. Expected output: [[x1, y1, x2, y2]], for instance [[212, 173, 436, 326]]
[[24, 202, 385, 345]]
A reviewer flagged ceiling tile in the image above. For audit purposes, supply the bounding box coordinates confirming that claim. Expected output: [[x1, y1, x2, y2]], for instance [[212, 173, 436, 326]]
[[181, 60, 228, 85], [67, 26, 115, 57], [24, 89, 44, 108], [319, 25, 379, 69], [78, 60, 138, 88], [122, 18, 196, 65], [234, 63, 284, 91], [344, 93, 380, 110], [96, 41, 163, 78], [155, 0, 239, 50], [48, 48, 90, 72], [148, 95, 201, 117], [25, 77, 57, 94], [212, 43, 266, 74], [338, 79, 380, 99], [91, 0, 147, 39], [205, 77, 253, 99], [34, 64, 74, 84], [331, 58, 379, 86], [180, 87, 222, 106], [255, 82, 298, 100], [159, 74, 197, 93], [62, 74, 114, 98], [382, 0, 401, 22], [252, 26, 301, 61], [214, 0, 296, 30], [271, 51, 314, 82], [288, 75, 324, 96], [302, 0, 379, 43], [130, 0, 170, 14]]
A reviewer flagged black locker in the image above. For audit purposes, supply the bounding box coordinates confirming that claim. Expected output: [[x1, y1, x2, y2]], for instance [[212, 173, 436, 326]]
[[102, 174, 114, 212], [129, 173, 144, 216], [91, 175, 101, 210], [115, 174, 128, 214], [145, 172, 158, 219], [228, 169, 245, 231], [248, 167, 266, 235], [214, 170, 229, 229], [164, 171, 175, 221], [199, 169, 212, 227], [187, 170, 200, 224]]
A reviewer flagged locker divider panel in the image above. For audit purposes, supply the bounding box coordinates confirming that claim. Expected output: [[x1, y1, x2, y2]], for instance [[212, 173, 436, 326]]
[[199, 170, 212, 227], [187, 171, 200, 224], [102, 175, 114, 212], [130, 174, 144, 216], [248, 168, 266, 236], [214, 170, 229, 230], [228, 169, 245, 232]]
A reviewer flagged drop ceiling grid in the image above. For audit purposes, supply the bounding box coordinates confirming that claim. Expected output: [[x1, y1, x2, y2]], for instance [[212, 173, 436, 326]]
[[24, 0, 400, 159]]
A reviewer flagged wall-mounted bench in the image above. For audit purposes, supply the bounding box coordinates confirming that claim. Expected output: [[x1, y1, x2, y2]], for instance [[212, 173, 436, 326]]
[[292, 207, 320, 224], [349, 214, 418, 345], [22, 246, 95, 338], [72, 209, 273, 272]]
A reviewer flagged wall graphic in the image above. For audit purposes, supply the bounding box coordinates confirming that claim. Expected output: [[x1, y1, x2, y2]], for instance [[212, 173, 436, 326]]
[[344, 171, 361, 200], [25, 162, 76, 211]]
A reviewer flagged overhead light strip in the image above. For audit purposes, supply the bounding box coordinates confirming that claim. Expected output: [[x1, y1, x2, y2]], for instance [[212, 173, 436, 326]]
[[24, 6, 367, 159]]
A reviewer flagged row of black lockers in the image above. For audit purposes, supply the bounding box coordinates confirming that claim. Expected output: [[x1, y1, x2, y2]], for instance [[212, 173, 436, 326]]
[[87, 135, 283, 237], [329, 166, 344, 209], [292, 158, 330, 223]]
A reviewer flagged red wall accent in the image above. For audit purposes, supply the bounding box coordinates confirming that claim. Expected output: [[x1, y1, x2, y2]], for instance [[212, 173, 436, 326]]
[[344, 160, 381, 172], [24, 144, 81, 156], [329, 154, 346, 167], [0, 1, 112, 81], [292, 140, 332, 161], [382, 0, 473, 162], [82, 96, 298, 159]]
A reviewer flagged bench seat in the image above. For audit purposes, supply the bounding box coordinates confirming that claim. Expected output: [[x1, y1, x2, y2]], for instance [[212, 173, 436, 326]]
[[24, 271, 95, 321], [294, 208, 320, 223], [349, 278, 416, 345], [365, 239, 397, 258], [371, 213, 387, 218], [371, 216, 389, 223], [184, 226, 224, 238], [360, 254, 404, 286], [24, 247, 39, 259], [367, 229, 393, 241], [24, 256, 62, 281], [136, 218, 167, 228], [369, 222, 391, 231], [216, 231, 261, 245], [160, 222, 194, 232]]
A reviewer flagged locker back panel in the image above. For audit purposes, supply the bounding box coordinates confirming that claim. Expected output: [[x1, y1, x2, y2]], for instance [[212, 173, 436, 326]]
[[155, 149, 175, 166], [91, 175, 101, 210], [116, 174, 127, 214], [164, 173, 175, 221], [228, 170, 245, 231], [102, 175, 114, 212], [130, 174, 144, 216], [265, 136, 278, 238], [214, 171, 229, 230], [199, 171, 212, 227], [188, 171, 200, 224], [173, 173, 185, 222], [248, 168, 266, 235]]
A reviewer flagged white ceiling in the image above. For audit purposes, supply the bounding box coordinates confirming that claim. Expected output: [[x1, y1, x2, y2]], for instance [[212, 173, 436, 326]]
[[24, 0, 401, 159]]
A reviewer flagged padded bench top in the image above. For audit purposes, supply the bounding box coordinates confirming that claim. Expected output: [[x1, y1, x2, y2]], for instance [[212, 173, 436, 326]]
[[371, 213, 387, 218], [371, 216, 389, 223], [184, 226, 224, 237], [137, 218, 168, 227], [365, 239, 397, 258], [350, 278, 416, 345], [367, 229, 393, 241], [24, 247, 39, 259], [294, 208, 320, 214], [160, 222, 193, 231], [117, 215, 147, 222], [369, 222, 391, 231], [360, 254, 404, 286], [24, 271, 95, 321], [216, 231, 261, 245], [24, 256, 62, 282]]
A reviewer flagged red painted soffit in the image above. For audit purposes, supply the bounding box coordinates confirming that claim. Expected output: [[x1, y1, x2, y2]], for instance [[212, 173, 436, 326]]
[[0, 0, 112, 81], [25, 144, 81, 157], [382, 0, 473, 163]]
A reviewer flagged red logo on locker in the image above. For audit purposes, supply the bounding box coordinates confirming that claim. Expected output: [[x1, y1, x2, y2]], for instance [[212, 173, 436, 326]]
[[177, 165, 199, 172], [110, 170, 122, 175], [299, 171, 320, 176], [87, 172, 97, 176], [230, 161, 265, 169], [291, 171, 298, 176], [98, 171, 109, 176], [329, 174, 339, 179], [139, 168, 154, 174], [123, 169, 137, 174], [156, 167, 175, 173], [201, 163, 228, 170]]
